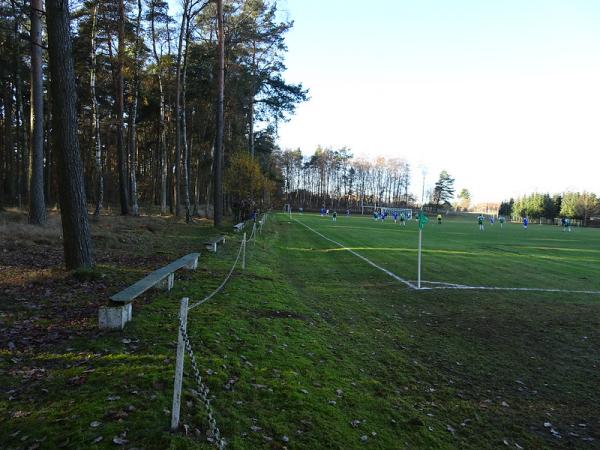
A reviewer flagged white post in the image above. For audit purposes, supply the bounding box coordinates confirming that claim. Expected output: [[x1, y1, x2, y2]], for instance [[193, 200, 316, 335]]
[[253, 223, 257, 246], [242, 232, 246, 270], [417, 229, 422, 289], [171, 297, 189, 431]]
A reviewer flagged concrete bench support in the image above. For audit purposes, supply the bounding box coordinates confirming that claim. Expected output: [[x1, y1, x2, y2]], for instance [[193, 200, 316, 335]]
[[204, 236, 226, 253], [157, 272, 175, 291], [98, 303, 132, 330]]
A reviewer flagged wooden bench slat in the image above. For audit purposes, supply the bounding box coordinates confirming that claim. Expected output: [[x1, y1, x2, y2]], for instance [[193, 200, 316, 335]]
[[110, 253, 199, 303]]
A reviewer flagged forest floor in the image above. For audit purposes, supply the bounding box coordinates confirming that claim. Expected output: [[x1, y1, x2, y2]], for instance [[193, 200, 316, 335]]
[[1, 211, 599, 449]]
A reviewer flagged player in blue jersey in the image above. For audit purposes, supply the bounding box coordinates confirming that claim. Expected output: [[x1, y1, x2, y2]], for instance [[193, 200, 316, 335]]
[[523, 217, 529, 229]]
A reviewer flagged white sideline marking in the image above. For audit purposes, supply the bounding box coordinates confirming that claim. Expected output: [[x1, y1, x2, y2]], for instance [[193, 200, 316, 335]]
[[291, 215, 600, 296], [293, 218, 418, 289], [428, 285, 600, 294], [409, 280, 470, 288]]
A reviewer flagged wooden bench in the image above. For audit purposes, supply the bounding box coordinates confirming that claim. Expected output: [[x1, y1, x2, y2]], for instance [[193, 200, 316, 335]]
[[233, 222, 244, 232], [204, 235, 226, 252], [98, 253, 199, 330]]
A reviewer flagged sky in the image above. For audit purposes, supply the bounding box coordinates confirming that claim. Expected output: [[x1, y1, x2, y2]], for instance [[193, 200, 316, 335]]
[[274, 0, 600, 203]]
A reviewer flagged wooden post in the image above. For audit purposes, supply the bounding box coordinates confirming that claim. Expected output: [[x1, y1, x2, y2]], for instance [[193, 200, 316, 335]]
[[242, 232, 246, 270], [171, 297, 189, 431]]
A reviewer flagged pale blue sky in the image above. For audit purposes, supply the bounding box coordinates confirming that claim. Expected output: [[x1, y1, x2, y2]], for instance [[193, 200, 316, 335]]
[[276, 0, 600, 203]]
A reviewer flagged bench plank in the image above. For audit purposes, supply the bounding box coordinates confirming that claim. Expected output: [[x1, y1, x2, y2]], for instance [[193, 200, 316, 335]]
[[110, 253, 199, 303]]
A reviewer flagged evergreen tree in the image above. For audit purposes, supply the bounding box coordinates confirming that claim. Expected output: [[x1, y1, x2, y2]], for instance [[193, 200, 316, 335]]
[[432, 170, 455, 211]]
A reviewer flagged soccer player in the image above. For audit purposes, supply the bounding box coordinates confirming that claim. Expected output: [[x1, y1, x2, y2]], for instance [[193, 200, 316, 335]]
[[346, 209, 350, 216], [499, 216, 505, 228], [320, 207, 325, 216], [565, 217, 572, 232], [393, 211, 398, 223], [332, 211, 337, 221], [437, 213, 442, 224], [489, 216, 495, 225], [373, 211, 378, 221], [478, 214, 485, 231], [523, 216, 529, 229], [400, 213, 406, 226]]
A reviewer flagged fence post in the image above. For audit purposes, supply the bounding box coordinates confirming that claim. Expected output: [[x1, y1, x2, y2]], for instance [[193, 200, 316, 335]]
[[242, 232, 246, 270], [253, 223, 257, 246], [171, 297, 189, 431]]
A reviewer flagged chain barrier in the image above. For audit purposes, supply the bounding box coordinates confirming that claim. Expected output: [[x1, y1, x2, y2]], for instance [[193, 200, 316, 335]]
[[188, 238, 245, 311], [172, 213, 269, 447], [178, 318, 226, 449]]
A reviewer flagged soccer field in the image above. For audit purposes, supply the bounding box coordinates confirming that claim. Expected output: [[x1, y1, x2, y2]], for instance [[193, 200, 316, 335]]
[[288, 212, 600, 292], [258, 212, 600, 448]]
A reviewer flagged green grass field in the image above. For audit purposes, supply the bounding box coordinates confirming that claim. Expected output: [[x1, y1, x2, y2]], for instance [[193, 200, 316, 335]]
[[290, 212, 600, 292], [2, 212, 599, 449]]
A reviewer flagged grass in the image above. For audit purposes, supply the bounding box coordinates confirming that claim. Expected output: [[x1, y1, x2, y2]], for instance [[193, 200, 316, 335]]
[[1, 212, 599, 449]]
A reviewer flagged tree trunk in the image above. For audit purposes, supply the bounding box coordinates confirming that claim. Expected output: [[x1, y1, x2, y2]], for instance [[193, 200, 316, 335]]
[[213, 0, 224, 226], [115, 0, 130, 215], [174, 0, 189, 218], [29, 0, 46, 224], [12, 0, 26, 208], [90, 4, 103, 217], [182, 6, 192, 223], [45, 0, 94, 269], [248, 40, 256, 157], [150, 3, 167, 215], [129, 0, 142, 216]]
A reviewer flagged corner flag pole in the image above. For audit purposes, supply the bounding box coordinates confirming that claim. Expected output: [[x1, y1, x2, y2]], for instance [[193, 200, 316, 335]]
[[418, 226, 422, 289], [417, 169, 427, 290], [416, 207, 428, 289]]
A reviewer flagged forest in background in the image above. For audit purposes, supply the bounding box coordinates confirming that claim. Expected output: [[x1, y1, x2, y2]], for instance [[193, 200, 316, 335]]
[[0, 0, 307, 224]]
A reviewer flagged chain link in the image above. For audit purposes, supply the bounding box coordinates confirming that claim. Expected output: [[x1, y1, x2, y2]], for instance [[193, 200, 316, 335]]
[[179, 319, 226, 449]]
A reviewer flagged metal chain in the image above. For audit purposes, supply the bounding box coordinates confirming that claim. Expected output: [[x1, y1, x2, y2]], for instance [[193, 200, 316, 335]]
[[179, 319, 226, 449]]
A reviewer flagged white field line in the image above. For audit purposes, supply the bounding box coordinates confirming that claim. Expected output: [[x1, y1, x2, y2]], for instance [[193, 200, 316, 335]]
[[409, 280, 470, 288], [427, 285, 600, 294], [291, 215, 600, 296], [292, 217, 418, 289]]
